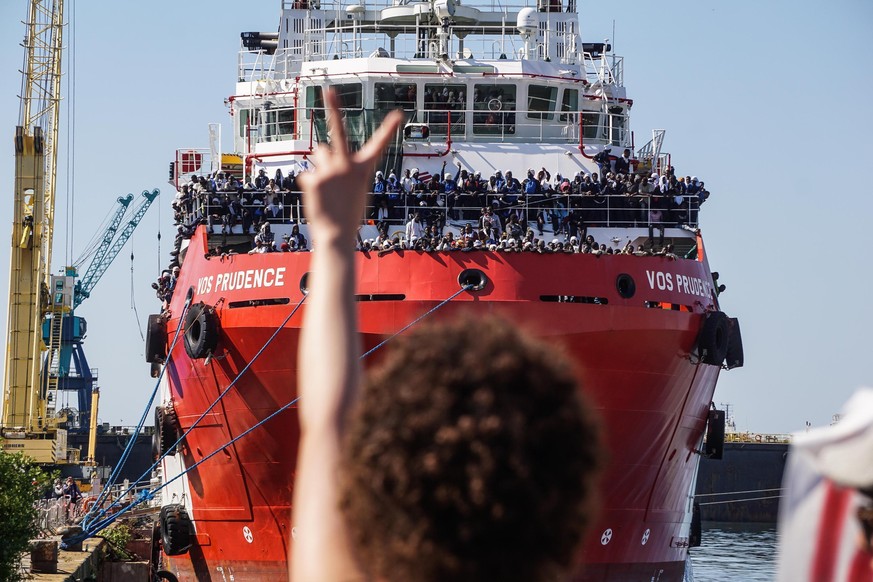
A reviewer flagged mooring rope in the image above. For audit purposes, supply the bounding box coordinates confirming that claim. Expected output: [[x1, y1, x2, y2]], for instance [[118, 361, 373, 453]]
[[71, 283, 473, 545], [82, 293, 308, 530], [360, 285, 472, 359], [84, 293, 192, 522], [695, 487, 783, 499]]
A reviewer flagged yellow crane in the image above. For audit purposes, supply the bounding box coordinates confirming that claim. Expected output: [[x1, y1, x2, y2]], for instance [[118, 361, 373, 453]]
[[1, 0, 69, 463]]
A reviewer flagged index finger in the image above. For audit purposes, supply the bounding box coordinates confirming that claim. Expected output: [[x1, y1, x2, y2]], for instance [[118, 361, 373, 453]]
[[356, 110, 404, 167], [324, 89, 348, 156]]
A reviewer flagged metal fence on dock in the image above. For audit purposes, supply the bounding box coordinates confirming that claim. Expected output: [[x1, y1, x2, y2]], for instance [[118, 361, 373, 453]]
[[35, 480, 160, 535]]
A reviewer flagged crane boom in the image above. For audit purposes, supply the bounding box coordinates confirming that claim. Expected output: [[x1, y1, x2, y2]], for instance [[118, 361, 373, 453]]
[[73, 189, 159, 308], [2, 0, 66, 463]]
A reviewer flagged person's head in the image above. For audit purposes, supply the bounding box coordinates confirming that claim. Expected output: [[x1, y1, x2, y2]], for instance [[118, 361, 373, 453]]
[[340, 315, 601, 582]]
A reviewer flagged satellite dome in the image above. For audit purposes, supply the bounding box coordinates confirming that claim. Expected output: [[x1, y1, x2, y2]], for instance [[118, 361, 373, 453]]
[[517, 7, 538, 37]]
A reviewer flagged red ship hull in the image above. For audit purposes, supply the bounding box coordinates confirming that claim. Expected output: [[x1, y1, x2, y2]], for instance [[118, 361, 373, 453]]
[[159, 228, 721, 581]]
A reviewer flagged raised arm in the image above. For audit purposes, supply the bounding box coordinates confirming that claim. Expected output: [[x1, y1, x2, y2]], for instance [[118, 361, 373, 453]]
[[291, 91, 403, 582]]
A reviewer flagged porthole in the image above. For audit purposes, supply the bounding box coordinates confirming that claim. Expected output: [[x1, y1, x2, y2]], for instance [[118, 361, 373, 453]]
[[616, 273, 635, 298]]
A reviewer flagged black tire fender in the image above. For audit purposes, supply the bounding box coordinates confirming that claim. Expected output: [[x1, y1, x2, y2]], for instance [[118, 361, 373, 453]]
[[160, 504, 192, 556], [145, 314, 167, 363], [183, 303, 218, 359], [151, 407, 163, 461], [160, 404, 181, 457], [725, 317, 744, 369], [698, 311, 729, 366]]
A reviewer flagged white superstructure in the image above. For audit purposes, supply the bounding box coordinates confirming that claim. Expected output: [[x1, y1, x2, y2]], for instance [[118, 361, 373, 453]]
[[225, 0, 646, 181]]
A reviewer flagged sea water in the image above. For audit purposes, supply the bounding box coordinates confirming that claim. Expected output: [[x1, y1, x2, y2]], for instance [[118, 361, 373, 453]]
[[687, 523, 777, 581]]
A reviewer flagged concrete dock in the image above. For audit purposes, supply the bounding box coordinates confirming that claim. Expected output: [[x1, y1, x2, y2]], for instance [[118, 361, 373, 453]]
[[25, 537, 108, 581]]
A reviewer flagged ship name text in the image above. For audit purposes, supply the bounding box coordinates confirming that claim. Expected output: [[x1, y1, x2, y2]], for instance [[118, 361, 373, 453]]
[[197, 267, 286, 294], [645, 270, 711, 298]]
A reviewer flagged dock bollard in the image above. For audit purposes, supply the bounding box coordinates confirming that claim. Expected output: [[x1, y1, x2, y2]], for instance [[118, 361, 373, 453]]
[[30, 539, 59, 573]]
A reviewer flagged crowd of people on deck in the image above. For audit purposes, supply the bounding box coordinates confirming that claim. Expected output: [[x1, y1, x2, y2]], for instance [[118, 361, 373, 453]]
[[171, 167, 303, 236], [368, 152, 710, 230], [158, 151, 706, 305], [152, 265, 181, 310], [169, 149, 711, 242], [246, 222, 308, 254], [359, 219, 678, 258]]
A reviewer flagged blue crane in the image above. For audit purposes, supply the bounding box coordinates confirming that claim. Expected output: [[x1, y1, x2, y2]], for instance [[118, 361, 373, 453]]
[[41, 189, 159, 431]]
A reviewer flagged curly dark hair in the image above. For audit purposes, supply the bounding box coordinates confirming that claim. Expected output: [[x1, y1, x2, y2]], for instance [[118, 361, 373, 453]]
[[340, 314, 602, 582]]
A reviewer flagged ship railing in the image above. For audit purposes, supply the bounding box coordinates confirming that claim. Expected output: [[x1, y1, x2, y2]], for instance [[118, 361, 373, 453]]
[[361, 194, 702, 232], [301, 27, 531, 62], [238, 17, 620, 76], [726, 432, 793, 445], [238, 39, 616, 81], [101, 424, 156, 436], [286, 0, 574, 16], [579, 51, 623, 86], [238, 32, 549, 70], [170, 148, 220, 191], [184, 191, 702, 236], [238, 46, 305, 84]]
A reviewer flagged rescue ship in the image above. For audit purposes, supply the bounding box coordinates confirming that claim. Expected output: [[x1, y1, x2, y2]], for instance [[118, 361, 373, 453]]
[[146, 0, 743, 579]]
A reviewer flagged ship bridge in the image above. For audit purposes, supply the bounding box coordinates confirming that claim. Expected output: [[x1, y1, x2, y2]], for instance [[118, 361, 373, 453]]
[[223, 0, 643, 183]]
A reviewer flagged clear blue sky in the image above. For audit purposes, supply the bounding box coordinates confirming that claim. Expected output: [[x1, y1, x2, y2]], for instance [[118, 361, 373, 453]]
[[1, 1, 871, 433]]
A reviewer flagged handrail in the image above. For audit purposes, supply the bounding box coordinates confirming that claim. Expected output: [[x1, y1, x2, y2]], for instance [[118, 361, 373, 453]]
[[173, 189, 705, 236]]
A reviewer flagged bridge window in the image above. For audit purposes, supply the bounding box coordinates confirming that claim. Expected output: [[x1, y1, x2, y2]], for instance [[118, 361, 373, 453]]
[[375, 83, 417, 111], [423, 83, 466, 135], [305, 86, 324, 119], [262, 108, 296, 141], [305, 83, 363, 119], [559, 89, 578, 122], [335, 83, 363, 110], [608, 105, 626, 146], [582, 111, 600, 139], [472, 84, 516, 135], [238, 108, 252, 138], [527, 85, 558, 120]]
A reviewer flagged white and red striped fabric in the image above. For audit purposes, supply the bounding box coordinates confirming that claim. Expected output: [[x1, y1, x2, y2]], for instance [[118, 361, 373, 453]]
[[777, 388, 873, 582]]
